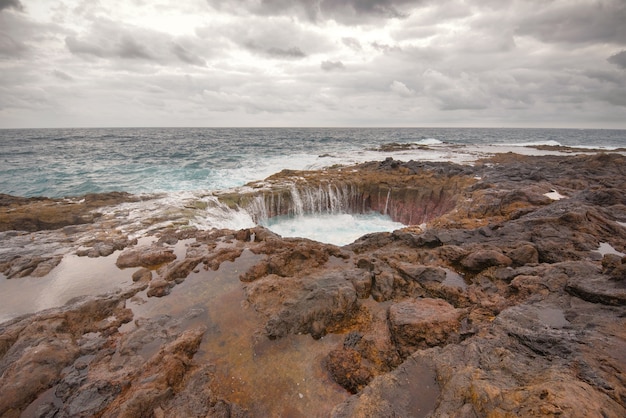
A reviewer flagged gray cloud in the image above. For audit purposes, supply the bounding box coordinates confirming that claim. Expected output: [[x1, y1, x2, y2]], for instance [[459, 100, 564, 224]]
[[267, 46, 306, 58], [117, 36, 153, 60], [516, 0, 626, 45], [0, 0, 23, 12], [342, 37, 362, 50], [52, 69, 74, 81], [321, 60, 345, 71], [172, 43, 206, 66], [608, 50, 626, 69], [244, 41, 307, 58], [0, 32, 23, 56], [371, 41, 401, 53], [64, 20, 211, 69], [207, 0, 425, 24], [65, 34, 154, 61], [206, 15, 331, 59]]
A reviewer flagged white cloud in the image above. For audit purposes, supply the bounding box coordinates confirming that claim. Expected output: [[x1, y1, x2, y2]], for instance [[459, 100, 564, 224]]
[[390, 80, 413, 97]]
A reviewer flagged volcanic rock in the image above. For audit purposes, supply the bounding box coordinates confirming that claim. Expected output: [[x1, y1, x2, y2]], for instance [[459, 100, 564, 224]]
[[2, 152, 626, 417], [388, 298, 462, 358], [116, 246, 177, 269]]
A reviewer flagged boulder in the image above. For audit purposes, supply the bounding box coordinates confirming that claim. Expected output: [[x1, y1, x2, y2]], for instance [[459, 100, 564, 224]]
[[388, 298, 462, 358], [245, 271, 359, 339], [116, 246, 177, 269], [461, 249, 512, 272]]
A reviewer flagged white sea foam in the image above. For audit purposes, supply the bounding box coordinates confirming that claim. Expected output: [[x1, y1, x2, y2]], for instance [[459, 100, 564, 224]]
[[190, 196, 256, 231], [262, 213, 405, 246], [415, 138, 443, 146], [498, 140, 563, 147]]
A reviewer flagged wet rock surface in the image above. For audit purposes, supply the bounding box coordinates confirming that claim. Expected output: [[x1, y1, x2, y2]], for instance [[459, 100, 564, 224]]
[[1, 152, 625, 417]]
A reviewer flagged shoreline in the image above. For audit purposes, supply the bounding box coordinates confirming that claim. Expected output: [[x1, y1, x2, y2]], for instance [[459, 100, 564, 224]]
[[4, 139, 625, 201], [1, 151, 625, 416]]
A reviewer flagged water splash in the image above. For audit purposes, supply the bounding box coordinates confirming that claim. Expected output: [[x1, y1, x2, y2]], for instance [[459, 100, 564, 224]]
[[261, 213, 405, 246]]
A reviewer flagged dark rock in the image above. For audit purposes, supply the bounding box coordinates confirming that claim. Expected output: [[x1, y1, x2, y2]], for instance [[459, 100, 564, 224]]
[[566, 275, 626, 306], [507, 243, 539, 266], [371, 270, 396, 302], [394, 263, 446, 284], [345, 269, 372, 299], [602, 253, 626, 282]]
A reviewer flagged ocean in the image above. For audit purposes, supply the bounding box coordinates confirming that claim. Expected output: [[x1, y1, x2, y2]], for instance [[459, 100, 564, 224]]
[[1, 127, 625, 245], [2, 127, 625, 199]]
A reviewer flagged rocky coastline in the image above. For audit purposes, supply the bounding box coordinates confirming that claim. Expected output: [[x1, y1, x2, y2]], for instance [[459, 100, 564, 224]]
[[1, 152, 625, 417]]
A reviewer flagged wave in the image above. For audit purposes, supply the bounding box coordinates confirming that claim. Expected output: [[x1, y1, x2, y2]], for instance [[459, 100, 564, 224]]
[[415, 138, 443, 146], [497, 140, 620, 150], [498, 140, 563, 147]]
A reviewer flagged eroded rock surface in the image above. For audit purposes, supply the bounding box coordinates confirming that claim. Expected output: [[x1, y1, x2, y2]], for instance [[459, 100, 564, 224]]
[[1, 152, 625, 417]]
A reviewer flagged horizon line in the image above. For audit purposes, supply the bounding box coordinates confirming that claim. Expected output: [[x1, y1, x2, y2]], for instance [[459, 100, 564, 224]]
[[2, 126, 625, 131]]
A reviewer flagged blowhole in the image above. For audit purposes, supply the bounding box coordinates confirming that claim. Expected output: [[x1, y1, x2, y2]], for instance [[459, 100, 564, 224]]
[[260, 212, 405, 246]]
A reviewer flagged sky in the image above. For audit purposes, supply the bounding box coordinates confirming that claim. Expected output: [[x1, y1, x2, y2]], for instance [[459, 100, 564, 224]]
[[1, 0, 625, 129]]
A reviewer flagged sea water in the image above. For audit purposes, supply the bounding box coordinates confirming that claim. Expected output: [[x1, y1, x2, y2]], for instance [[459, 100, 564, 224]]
[[2, 127, 625, 198], [1, 127, 625, 245], [261, 212, 406, 246]]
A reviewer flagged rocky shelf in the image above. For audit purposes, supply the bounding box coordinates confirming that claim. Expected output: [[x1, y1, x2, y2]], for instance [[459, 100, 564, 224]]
[[1, 152, 625, 417]]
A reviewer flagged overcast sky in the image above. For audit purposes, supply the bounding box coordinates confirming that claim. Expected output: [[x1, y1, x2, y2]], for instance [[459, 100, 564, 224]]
[[1, 0, 625, 128]]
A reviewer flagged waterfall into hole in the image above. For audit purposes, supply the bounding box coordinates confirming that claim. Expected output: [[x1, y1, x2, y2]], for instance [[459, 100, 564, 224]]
[[247, 183, 405, 246]]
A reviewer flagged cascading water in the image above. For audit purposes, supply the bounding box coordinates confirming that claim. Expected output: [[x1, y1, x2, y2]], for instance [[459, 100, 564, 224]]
[[245, 183, 405, 246], [384, 188, 391, 215], [247, 183, 363, 223]]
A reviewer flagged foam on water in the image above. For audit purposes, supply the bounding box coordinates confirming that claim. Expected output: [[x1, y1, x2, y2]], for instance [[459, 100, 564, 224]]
[[261, 212, 405, 246], [415, 138, 443, 146], [3, 127, 624, 199], [499, 140, 563, 147]]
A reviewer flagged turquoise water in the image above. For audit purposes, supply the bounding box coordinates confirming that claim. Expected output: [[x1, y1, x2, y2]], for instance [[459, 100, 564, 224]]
[[1, 127, 624, 198]]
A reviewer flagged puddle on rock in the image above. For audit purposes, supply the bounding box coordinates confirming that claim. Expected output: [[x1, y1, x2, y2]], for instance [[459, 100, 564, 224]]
[[0, 253, 131, 323], [354, 356, 439, 418], [123, 246, 349, 416], [596, 242, 625, 257]]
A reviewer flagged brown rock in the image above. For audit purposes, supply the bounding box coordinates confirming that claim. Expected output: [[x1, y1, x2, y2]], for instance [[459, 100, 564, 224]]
[[507, 243, 539, 266], [147, 279, 171, 297], [0, 192, 137, 232], [245, 271, 359, 339], [116, 246, 177, 268], [461, 249, 512, 272], [3, 255, 63, 279], [326, 348, 373, 394], [388, 298, 462, 358], [132, 268, 152, 282]]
